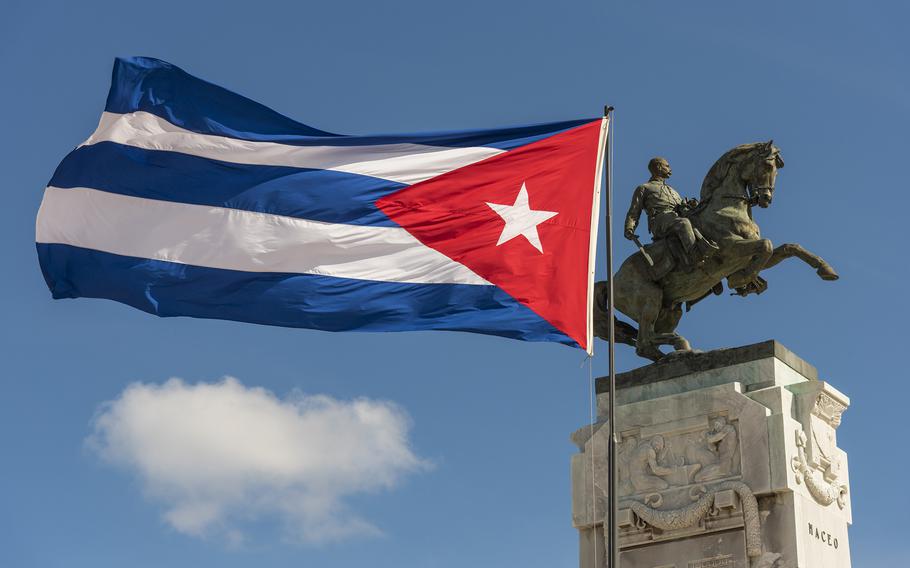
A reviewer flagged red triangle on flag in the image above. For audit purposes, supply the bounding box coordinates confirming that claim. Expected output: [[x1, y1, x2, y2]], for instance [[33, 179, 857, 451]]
[[376, 120, 604, 350]]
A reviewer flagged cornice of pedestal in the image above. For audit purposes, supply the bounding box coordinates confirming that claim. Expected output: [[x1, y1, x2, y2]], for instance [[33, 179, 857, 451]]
[[596, 340, 817, 395]]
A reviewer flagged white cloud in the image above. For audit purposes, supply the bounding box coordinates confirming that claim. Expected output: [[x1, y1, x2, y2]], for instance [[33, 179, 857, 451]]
[[87, 377, 429, 544]]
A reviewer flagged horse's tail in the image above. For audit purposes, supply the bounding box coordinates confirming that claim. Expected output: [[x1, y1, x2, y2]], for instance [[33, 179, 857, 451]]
[[593, 280, 638, 346]]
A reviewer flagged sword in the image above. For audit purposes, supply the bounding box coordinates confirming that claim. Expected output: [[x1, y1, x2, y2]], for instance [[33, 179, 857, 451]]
[[629, 234, 655, 267]]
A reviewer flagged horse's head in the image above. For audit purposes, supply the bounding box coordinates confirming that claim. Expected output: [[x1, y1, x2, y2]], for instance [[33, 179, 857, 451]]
[[700, 141, 785, 208], [742, 140, 784, 208]]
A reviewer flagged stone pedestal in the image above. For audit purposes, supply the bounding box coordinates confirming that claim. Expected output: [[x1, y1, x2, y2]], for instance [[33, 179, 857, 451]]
[[571, 341, 851, 568]]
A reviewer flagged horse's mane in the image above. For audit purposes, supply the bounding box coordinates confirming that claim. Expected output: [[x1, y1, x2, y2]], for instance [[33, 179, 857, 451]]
[[699, 142, 768, 202]]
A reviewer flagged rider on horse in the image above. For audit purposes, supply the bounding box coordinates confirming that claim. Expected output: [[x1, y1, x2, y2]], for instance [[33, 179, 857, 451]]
[[623, 157, 718, 272], [597, 143, 838, 360]]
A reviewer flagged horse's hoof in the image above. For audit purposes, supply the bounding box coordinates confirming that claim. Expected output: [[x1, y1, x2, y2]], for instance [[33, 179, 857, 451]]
[[671, 336, 692, 352], [817, 264, 840, 281], [665, 349, 694, 359], [636, 345, 664, 362]]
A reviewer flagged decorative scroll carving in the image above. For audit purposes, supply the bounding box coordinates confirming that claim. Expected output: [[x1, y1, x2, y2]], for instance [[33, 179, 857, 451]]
[[791, 429, 848, 509], [620, 481, 762, 558], [811, 392, 846, 428]]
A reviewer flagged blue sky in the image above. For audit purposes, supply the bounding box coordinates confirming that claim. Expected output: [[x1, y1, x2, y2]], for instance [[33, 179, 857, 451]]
[[1, 0, 907, 566]]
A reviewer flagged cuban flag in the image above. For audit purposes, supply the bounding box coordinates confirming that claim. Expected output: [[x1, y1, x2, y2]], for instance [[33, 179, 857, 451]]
[[36, 57, 608, 352]]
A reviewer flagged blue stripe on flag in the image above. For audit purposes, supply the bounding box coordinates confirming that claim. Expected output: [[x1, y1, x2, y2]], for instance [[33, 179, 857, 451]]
[[37, 243, 576, 347], [106, 56, 339, 139], [49, 142, 403, 227], [106, 57, 594, 150]]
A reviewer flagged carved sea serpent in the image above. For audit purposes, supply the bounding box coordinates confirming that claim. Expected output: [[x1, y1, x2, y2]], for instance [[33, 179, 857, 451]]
[[622, 490, 714, 532], [620, 481, 762, 558], [724, 481, 762, 559], [791, 430, 848, 509]]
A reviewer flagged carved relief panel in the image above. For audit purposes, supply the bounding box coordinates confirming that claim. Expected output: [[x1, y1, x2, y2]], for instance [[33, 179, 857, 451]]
[[617, 413, 742, 503]]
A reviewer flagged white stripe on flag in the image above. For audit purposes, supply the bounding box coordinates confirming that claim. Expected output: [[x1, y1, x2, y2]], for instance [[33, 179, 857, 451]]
[[36, 187, 490, 286], [83, 112, 504, 185]]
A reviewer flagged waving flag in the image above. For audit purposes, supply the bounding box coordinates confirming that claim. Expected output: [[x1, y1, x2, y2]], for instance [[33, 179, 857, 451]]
[[36, 57, 607, 352]]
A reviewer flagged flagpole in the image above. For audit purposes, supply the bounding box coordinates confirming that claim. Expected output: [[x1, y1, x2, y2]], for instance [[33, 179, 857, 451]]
[[603, 104, 618, 568]]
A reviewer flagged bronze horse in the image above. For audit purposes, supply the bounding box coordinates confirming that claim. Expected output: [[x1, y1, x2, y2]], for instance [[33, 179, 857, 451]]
[[594, 141, 839, 361]]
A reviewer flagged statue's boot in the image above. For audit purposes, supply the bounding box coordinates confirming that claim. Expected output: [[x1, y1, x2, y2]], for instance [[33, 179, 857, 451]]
[[667, 238, 696, 272], [693, 237, 720, 264], [684, 281, 724, 312], [733, 275, 768, 297]]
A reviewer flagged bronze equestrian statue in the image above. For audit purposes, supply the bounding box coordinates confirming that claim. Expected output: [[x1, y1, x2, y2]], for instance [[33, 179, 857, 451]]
[[594, 141, 839, 361]]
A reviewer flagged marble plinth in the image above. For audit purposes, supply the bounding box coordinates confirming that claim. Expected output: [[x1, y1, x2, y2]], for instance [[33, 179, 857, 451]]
[[571, 341, 851, 568]]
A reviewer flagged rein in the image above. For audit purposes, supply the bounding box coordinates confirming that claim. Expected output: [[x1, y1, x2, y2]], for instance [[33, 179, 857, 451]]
[[720, 185, 766, 207], [701, 146, 777, 211]]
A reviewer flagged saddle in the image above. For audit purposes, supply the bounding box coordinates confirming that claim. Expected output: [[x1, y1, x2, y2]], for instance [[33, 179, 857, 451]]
[[639, 227, 715, 280], [637, 231, 724, 311]]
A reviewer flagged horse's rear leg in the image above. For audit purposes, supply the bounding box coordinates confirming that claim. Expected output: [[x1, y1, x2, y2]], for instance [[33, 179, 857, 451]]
[[653, 304, 692, 352], [763, 243, 839, 281], [651, 333, 692, 352], [633, 281, 666, 361]]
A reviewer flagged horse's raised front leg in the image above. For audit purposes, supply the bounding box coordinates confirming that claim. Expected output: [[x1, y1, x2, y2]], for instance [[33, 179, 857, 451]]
[[762, 243, 839, 281], [725, 238, 774, 291]]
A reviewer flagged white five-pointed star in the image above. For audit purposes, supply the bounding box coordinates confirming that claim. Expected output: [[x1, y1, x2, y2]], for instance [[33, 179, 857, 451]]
[[485, 183, 558, 253]]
